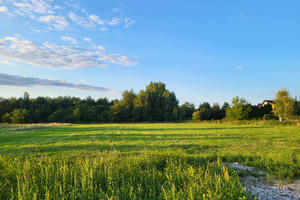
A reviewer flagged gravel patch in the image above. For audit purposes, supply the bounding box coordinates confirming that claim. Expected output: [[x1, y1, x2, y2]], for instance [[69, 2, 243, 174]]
[[10, 125, 51, 131], [225, 162, 300, 200]]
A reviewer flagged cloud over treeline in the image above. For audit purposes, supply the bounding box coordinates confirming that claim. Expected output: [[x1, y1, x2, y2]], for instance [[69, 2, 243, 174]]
[[0, 73, 116, 92]]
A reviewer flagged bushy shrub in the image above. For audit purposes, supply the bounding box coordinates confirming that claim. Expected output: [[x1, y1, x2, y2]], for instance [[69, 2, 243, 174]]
[[10, 109, 29, 124], [1, 113, 11, 123], [263, 114, 277, 120]]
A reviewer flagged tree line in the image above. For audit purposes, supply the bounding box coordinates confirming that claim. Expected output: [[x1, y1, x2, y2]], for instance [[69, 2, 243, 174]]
[[1, 82, 299, 123]]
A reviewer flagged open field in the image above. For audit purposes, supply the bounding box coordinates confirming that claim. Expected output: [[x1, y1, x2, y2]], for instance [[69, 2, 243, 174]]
[[0, 123, 299, 199]]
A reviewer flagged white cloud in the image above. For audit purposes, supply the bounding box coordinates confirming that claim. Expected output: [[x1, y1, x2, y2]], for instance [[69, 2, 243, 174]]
[[12, 0, 53, 19], [115, 55, 138, 66], [83, 37, 92, 42], [61, 36, 78, 44], [0, 36, 138, 69], [124, 18, 135, 28], [0, 59, 16, 65], [38, 15, 69, 30], [32, 28, 46, 33], [0, 6, 8, 12], [64, 2, 79, 10], [53, 5, 62, 10], [235, 65, 244, 70], [89, 14, 106, 25], [98, 54, 138, 66], [94, 45, 105, 51], [111, 7, 121, 13], [2, 1, 135, 31], [68, 12, 95, 29], [108, 17, 120, 26], [0, 72, 115, 92], [100, 27, 108, 31]]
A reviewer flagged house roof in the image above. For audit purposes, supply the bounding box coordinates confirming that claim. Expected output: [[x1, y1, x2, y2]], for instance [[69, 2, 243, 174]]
[[257, 100, 275, 107], [262, 100, 274, 104]]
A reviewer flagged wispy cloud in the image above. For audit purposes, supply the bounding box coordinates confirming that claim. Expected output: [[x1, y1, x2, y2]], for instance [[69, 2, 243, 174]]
[[38, 15, 69, 30], [0, 36, 138, 69], [94, 45, 105, 51], [124, 18, 135, 28], [12, 0, 53, 19], [0, 73, 117, 92], [108, 17, 120, 26], [83, 37, 92, 42], [89, 14, 106, 25], [0, 59, 15, 65], [68, 11, 95, 29], [64, 2, 80, 10], [235, 65, 244, 70], [61, 36, 78, 44], [111, 7, 121, 13], [100, 27, 108, 31], [3, 1, 135, 30]]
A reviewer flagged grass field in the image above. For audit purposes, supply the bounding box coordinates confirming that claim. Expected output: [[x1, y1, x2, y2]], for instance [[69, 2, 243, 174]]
[[0, 123, 299, 199]]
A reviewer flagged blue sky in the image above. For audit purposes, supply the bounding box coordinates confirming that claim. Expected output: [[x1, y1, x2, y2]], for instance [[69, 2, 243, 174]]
[[0, 0, 299, 106]]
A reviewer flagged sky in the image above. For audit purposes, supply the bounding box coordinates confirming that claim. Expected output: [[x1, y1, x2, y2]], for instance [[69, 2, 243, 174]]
[[0, 0, 299, 106]]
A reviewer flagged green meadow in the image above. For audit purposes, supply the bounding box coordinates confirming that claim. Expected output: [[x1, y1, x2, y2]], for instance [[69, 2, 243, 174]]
[[0, 123, 299, 199]]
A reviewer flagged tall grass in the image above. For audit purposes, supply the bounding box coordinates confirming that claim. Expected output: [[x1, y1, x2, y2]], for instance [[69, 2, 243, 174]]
[[0, 151, 251, 200]]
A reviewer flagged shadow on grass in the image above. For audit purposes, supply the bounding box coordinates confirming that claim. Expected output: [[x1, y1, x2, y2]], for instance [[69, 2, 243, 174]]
[[0, 125, 269, 155], [2, 143, 221, 156], [54, 126, 270, 132]]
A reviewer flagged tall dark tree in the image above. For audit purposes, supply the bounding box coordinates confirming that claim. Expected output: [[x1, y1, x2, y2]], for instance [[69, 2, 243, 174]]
[[136, 82, 179, 121], [111, 101, 130, 122], [211, 103, 221, 120], [198, 102, 212, 120], [180, 102, 196, 119]]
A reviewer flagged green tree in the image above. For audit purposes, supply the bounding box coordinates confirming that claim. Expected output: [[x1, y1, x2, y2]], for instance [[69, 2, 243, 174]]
[[211, 103, 221, 120], [135, 82, 179, 121], [2, 113, 11, 123], [10, 109, 29, 124], [293, 96, 300, 115], [197, 102, 211, 120], [192, 110, 201, 121], [131, 106, 144, 122], [98, 110, 112, 122], [226, 97, 252, 120], [120, 89, 137, 120], [192, 106, 211, 121], [221, 102, 230, 119], [273, 89, 295, 121], [49, 108, 73, 122], [111, 101, 130, 122], [180, 102, 195, 119], [18, 92, 31, 110], [73, 107, 81, 122], [121, 89, 136, 108]]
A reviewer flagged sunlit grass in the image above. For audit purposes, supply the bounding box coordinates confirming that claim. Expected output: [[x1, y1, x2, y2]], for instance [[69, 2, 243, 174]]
[[0, 123, 299, 199]]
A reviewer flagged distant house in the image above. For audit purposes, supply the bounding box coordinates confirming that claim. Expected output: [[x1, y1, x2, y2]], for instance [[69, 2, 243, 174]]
[[257, 100, 275, 110]]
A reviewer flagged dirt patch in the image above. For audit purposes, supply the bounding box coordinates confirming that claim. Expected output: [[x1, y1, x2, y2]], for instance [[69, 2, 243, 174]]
[[225, 162, 300, 200]]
